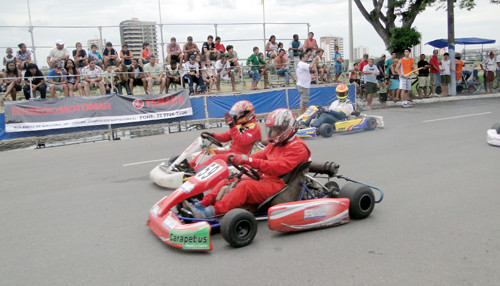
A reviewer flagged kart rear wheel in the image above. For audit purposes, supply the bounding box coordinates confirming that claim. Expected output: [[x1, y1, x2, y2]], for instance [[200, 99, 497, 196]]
[[491, 123, 500, 134], [324, 181, 340, 198], [338, 183, 375, 219], [365, 117, 377, 131], [221, 209, 257, 248], [319, 123, 334, 138]]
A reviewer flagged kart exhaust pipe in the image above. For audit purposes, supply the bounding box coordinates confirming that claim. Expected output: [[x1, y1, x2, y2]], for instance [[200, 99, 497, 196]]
[[309, 161, 339, 177]]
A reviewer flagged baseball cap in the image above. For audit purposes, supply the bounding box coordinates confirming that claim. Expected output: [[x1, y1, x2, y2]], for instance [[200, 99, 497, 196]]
[[189, 54, 196, 60], [56, 39, 64, 45], [187, 36, 193, 41], [171, 37, 176, 41], [489, 51, 494, 56], [54, 63, 62, 69]]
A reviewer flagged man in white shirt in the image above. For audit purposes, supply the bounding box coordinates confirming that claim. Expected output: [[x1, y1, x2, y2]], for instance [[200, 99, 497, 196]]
[[46, 39, 70, 69], [82, 60, 106, 95], [362, 58, 380, 110], [297, 52, 319, 115], [496, 52, 500, 91], [144, 55, 166, 94], [215, 54, 235, 92], [481, 51, 496, 93]]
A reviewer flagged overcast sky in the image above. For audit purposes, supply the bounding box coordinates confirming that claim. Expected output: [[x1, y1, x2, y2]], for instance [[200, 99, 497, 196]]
[[0, 0, 498, 66]]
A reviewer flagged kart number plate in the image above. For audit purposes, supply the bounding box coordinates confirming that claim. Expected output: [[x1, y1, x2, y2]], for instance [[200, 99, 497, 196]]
[[195, 162, 223, 181]]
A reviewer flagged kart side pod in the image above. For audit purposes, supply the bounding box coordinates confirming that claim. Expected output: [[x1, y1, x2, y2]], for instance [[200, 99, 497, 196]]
[[268, 198, 350, 232]]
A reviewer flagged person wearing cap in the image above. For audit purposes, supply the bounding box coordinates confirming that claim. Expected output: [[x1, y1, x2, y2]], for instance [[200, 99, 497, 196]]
[[103, 42, 120, 67], [167, 37, 182, 65], [183, 54, 206, 95], [48, 63, 69, 97], [183, 36, 200, 63], [215, 53, 236, 92], [481, 51, 496, 93], [46, 39, 70, 69]]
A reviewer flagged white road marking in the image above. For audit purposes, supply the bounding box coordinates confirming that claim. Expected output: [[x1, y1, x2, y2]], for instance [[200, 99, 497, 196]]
[[422, 112, 492, 123], [122, 158, 169, 167]]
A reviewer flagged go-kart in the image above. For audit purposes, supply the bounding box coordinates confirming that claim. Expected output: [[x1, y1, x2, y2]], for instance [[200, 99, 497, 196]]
[[149, 133, 265, 189], [296, 105, 384, 138], [487, 123, 500, 146], [147, 158, 383, 251]]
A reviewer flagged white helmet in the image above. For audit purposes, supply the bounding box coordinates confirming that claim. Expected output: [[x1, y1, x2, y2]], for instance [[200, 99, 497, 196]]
[[265, 108, 297, 145]]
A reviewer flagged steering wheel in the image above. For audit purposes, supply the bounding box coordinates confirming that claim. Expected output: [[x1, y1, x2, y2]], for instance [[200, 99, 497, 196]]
[[233, 163, 261, 181], [201, 132, 223, 147]]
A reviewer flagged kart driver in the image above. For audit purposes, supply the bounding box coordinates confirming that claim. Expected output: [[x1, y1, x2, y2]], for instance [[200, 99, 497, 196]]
[[186, 108, 311, 218], [301, 84, 354, 128], [187, 100, 262, 171]]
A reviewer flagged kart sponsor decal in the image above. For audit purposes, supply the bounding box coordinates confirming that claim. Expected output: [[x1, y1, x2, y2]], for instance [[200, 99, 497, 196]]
[[150, 204, 160, 217], [168, 225, 210, 250], [180, 181, 195, 194], [304, 207, 327, 220], [195, 162, 223, 181], [282, 210, 349, 230], [163, 214, 179, 230]]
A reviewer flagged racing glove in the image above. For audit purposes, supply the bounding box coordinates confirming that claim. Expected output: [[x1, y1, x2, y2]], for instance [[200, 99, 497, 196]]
[[224, 112, 235, 129], [228, 154, 260, 169]]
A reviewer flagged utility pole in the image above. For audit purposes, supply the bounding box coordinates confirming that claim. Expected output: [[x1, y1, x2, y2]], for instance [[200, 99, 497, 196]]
[[348, 0, 354, 68], [448, 0, 456, 95]]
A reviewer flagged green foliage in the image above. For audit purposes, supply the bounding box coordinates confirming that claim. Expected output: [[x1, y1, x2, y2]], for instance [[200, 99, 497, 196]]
[[387, 27, 421, 54]]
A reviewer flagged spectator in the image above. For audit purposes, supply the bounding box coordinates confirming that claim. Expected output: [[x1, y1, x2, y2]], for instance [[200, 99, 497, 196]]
[[102, 65, 117, 94], [376, 54, 386, 82], [166, 37, 182, 65], [274, 49, 296, 86], [429, 49, 440, 96], [362, 58, 380, 110], [165, 60, 181, 94], [88, 44, 104, 68], [183, 54, 205, 95], [3, 47, 15, 67], [332, 46, 343, 83], [303, 32, 318, 56], [258, 52, 270, 89], [120, 44, 134, 66], [144, 55, 166, 94], [64, 59, 84, 96], [48, 63, 69, 97], [389, 58, 400, 102], [277, 42, 287, 60], [440, 52, 454, 96], [47, 39, 70, 69], [214, 36, 226, 54], [397, 48, 415, 107], [16, 43, 32, 70], [72, 42, 88, 68], [348, 62, 361, 89], [183, 36, 200, 63], [1, 62, 22, 101], [314, 48, 330, 83], [297, 51, 318, 115], [497, 52, 500, 91], [246, 47, 267, 90], [379, 78, 389, 108], [202, 35, 219, 61], [116, 64, 132, 95], [288, 34, 303, 60], [226, 45, 242, 78], [417, 54, 431, 98], [215, 53, 235, 92], [140, 42, 151, 66], [23, 63, 46, 100], [201, 59, 216, 93], [385, 52, 396, 73], [481, 51, 496, 93], [128, 58, 147, 95], [81, 60, 106, 95], [102, 42, 120, 67], [358, 54, 369, 100], [265, 35, 279, 59], [455, 55, 464, 83]]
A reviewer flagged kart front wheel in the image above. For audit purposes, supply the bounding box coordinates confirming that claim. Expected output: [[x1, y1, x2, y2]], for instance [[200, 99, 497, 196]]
[[221, 209, 257, 248], [319, 123, 334, 138], [338, 183, 375, 219], [365, 117, 377, 131]]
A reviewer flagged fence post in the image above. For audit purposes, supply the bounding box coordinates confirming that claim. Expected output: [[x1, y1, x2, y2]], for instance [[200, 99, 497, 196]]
[[98, 26, 103, 51], [29, 77, 33, 99], [214, 24, 218, 38], [204, 95, 210, 126], [285, 86, 290, 109]]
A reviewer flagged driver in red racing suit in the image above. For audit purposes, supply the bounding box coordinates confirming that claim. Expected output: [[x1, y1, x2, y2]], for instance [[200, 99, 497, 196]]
[[188, 100, 262, 171], [186, 108, 311, 217]]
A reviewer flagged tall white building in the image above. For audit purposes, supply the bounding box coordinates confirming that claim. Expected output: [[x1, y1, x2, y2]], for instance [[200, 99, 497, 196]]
[[319, 36, 344, 60], [119, 18, 158, 59], [354, 46, 370, 60]]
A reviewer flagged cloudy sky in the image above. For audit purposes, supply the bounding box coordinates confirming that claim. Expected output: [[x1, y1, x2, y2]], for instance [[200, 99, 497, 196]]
[[0, 0, 498, 66]]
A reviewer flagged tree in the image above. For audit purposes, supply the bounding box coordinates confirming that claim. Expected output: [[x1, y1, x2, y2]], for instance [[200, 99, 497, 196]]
[[353, 0, 479, 53]]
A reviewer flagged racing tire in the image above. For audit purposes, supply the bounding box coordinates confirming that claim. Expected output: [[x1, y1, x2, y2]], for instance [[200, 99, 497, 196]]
[[324, 181, 340, 198], [221, 209, 258, 248], [468, 86, 476, 94], [436, 86, 442, 95], [319, 123, 334, 138], [338, 183, 375, 219], [365, 117, 377, 131], [491, 123, 500, 135]]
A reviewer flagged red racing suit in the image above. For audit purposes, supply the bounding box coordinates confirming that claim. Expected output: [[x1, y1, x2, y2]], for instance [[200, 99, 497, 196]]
[[189, 120, 262, 170], [200, 135, 311, 215]]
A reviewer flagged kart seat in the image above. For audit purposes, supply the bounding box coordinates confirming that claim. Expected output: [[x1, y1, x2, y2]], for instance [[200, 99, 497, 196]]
[[255, 161, 311, 214]]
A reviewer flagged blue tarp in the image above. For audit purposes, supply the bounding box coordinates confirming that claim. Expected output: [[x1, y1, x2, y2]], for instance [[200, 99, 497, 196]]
[[426, 37, 496, 48]]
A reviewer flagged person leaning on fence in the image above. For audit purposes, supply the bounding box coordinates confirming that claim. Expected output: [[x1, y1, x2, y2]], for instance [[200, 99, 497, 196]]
[[72, 42, 88, 68], [216, 53, 235, 92], [246, 47, 267, 90], [16, 43, 32, 71], [48, 63, 69, 97], [144, 55, 166, 94], [23, 63, 46, 100], [166, 37, 183, 65], [165, 60, 181, 94], [226, 45, 242, 78], [81, 60, 105, 95], [274, 49, 296, 86], [47, 39, 70, 69], [64, 59, 84, 96], [183, 54, 206, 95], [128, 58, 147, 95], [297, 51, 318, 115]]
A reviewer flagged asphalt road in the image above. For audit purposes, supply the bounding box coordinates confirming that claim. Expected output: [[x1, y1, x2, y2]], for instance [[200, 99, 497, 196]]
[[1, 97, 499, 285]]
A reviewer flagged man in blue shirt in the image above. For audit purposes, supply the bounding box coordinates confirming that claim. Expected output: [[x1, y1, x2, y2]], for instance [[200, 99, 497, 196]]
[[48, 63, 69, 97], [332, 46, 343, 83]]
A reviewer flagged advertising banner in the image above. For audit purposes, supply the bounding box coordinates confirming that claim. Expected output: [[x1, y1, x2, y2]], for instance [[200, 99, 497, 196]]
[[4, 90, 192, 132]]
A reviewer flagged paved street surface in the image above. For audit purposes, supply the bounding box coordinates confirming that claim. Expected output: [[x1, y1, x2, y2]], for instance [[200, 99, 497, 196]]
[[1, 97, 499, 285]]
